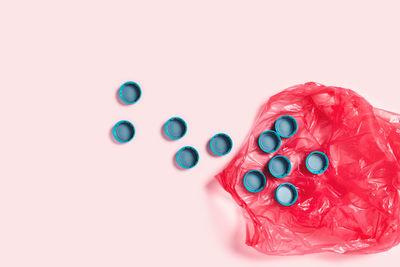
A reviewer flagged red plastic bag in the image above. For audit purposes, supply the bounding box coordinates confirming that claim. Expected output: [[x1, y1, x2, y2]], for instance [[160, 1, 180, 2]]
[[216, 82, 400, 255]]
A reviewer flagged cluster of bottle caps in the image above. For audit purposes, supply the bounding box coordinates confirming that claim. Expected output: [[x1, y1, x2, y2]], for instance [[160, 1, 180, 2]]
[[243, 115, 329, 206], [112, 82, 329, 204], [112, 81, 234, 169]]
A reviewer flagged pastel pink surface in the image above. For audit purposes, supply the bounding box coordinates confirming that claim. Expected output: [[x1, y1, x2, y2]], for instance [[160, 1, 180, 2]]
[[1, 0, 400, 266]]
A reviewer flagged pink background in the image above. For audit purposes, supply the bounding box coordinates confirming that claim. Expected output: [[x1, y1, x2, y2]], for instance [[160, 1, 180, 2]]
[[1, 0, 400, 266]]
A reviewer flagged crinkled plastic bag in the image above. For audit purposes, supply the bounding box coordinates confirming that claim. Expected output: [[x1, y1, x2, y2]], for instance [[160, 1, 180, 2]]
[[216, 82, 400, 255]]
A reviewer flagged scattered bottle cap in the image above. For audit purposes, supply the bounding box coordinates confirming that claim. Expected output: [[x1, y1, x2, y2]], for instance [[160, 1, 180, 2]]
[[258, 130, 281, 153], [209, 133, 233, 156], [243, 170, 266, 193], [306, 151, 329, 174], [268, 155, 291, 178], [164, 117, 187, 140], [275, 115, 298, 138], [119, 81, 142, 104], [176, 146, 199, 169], [113, 120, 135, 143], [275, 183, 298, 206]]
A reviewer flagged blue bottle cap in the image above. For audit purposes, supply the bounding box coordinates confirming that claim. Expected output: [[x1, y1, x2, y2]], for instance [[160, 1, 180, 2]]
[[268, 155, 291, 178], [275, 115, 298, 138], [306, 151, 329, 174], [209, 133, 233, 156], [176, 146, 199, 169], [243, 170, 266, 193], [119, 81, 142, 104], [164, 117, 187, 140], [113, 120, 135, 143], [275, 183, 298, 206], [258, 130, 281, 153]]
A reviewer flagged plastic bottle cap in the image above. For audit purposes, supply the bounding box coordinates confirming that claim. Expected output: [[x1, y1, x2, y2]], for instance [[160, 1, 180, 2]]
[[243, 170, 266, 193], [258, 130, 281, 153], [275, 115, 298, 138], [268, 155, 291, 178], [164, 117, 187, 140], [176, 146, 199, 169], [113, 120, 135, 143], [275, 183, 298, 206], [210, 133, 233, 156], [306, 151, 329, 174], [119, 81, 141, 104]]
